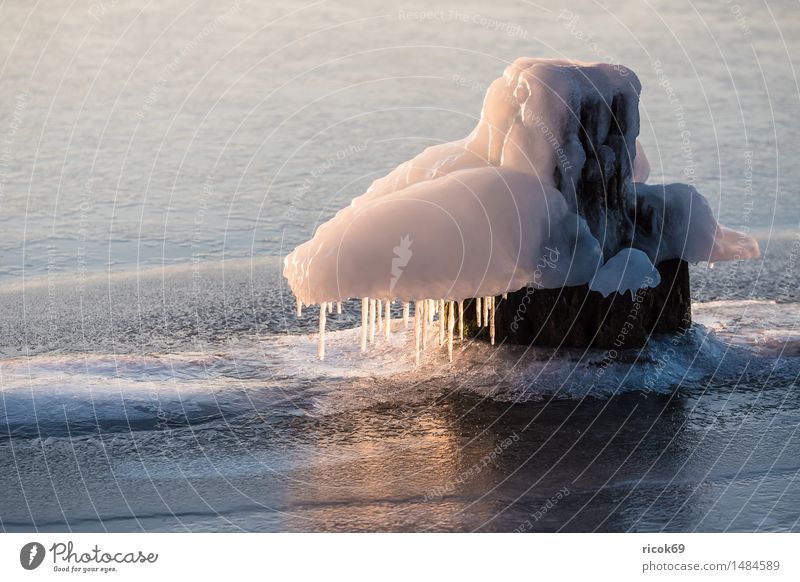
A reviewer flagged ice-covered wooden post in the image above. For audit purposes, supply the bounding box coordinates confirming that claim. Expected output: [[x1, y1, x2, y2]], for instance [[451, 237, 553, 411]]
[[284, 58, 758, 359], [465, 71, 691, 348]]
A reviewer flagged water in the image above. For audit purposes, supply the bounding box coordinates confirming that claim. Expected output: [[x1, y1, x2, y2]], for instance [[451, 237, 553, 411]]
[[1, 0, 799, 531]]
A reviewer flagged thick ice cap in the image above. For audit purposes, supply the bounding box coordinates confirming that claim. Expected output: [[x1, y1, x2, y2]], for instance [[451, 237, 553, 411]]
[[284, 58, 757, 308]]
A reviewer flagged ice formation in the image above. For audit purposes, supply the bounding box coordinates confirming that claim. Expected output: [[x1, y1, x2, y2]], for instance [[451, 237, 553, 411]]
[[589, 248, 661, 298], [283, 58, 759, 360], [631, 182, 760, 264]]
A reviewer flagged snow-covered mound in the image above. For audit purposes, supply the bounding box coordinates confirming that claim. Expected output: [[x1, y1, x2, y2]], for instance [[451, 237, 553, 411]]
[[285, 58, 757, 307], [283, 57, 760, 359]]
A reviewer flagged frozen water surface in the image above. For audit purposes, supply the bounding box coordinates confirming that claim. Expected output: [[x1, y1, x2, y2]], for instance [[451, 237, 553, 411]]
[[1, 0, 799, 531]]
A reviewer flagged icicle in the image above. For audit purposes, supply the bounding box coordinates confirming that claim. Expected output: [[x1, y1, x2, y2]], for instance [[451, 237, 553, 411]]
[[318, 303, 326, 360], [361, 297, 368, 352], [369, 299, 376, 343], [502, 293, 508, 300], [422, 299, 428, 350], [438, 299, 445, 346], [483, 295, 489, 328], [377, 299, 383, 333], [403, 301, 410, 328], [428, 299, 435, 325], [489, 296, 495, 346], [476, 297, 482, 327], [336, 301, 342, 314], [447, 300, 454, 362], [458, 300, 464, 341], [327, 301, 333, 314], [384, 300, 391, 339], [414, 300, 421, 366], [296, 298, 303, 318]]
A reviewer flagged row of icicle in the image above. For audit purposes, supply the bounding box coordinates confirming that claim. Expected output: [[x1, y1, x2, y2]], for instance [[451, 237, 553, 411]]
[[297, 296, 503, 363]]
